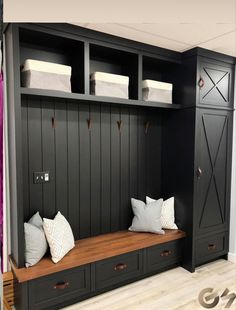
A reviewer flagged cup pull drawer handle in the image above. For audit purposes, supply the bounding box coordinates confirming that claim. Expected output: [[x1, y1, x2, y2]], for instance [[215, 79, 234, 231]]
[[53, 281, 69, 289], [208, 244, 216, 251], [161, 250, 172, 257], [114, 263, 127, 271]]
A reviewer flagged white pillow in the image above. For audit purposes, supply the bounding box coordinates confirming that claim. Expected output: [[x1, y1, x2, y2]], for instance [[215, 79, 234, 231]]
[[129, 198, 165, 234], [146, 196, 178, 230], [43, 212, 75, 263]]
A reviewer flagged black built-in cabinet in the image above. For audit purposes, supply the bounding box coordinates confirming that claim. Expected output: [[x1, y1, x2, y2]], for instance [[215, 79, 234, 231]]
[[4, 23, 235, 309]]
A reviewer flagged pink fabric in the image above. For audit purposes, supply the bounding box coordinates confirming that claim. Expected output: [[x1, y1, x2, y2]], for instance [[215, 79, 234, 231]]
[[0, 71, 3, 271]]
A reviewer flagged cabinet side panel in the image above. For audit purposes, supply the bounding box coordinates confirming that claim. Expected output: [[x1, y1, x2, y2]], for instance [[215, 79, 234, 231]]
[[162, 108, 196, 271]]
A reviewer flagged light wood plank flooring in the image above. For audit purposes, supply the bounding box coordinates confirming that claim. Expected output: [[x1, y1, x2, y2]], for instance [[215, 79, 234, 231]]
[[63, 260, 236, 310]]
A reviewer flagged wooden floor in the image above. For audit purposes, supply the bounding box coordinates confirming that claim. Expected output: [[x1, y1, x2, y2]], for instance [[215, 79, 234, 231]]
[[63, 260, 236, 310]]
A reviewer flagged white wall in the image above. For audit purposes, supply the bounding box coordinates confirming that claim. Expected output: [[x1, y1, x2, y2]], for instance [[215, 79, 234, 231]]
[[228, 66, 236, 263]]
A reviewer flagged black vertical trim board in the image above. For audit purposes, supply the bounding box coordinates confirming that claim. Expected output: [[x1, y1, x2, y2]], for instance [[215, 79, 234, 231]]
[[55, 100, 68, 218], [67, 103, 80, 239], [137, 109, 147, 201], [120, 107, 130, 229], [101, 104, 111, 234], [90, 104, 101, 236], [129, 108, 138, 200], [110, 106, 120, 232], [79, 103, 91, 238], [41, 99, 56, 219], [21, 97, 30, 219], [28, 97, 43, 216]]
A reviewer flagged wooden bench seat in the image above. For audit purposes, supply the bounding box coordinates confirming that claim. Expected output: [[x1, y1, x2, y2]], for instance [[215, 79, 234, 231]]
[[11, 229, 185, 283]]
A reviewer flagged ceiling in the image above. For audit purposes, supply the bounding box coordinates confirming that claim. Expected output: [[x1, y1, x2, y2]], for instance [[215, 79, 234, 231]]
[[74, 23, 236, 57]]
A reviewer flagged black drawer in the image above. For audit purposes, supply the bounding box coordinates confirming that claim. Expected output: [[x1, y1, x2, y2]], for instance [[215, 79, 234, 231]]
[[95, 251, 143, 290], [147, 240, 183, 273], [28, 265, 90, 309], [195, 232, 228, 265]]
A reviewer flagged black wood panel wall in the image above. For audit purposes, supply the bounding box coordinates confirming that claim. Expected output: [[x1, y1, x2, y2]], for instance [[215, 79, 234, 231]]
[[22, 95, 162, 239]]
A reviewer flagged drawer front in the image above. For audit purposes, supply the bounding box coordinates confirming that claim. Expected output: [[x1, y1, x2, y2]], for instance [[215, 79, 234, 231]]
[[95, 251, 143, 290], [195, 232, 228, 265], [147, 240, 183, 273], [29, 265, 90, 309]]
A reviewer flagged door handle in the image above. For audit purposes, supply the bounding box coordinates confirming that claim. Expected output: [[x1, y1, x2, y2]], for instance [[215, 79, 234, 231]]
[[196, 167, 203, 179], [198, 77, 205, 88], [161, 250, 172, 257]]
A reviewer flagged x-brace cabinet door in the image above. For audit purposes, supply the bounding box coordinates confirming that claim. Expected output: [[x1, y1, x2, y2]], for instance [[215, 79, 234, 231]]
[[194, 109, 233, 236], [198, 59, 233, 109]]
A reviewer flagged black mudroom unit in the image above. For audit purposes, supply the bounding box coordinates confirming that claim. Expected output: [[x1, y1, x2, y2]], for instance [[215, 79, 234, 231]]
[[4, 23, 235, 309]]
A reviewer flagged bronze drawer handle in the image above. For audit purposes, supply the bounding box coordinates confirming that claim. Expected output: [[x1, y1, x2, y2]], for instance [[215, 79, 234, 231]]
[[114, 263, 127, 271], [161, 250, 172, 257], [208, 244, 216, 251], [53, 281, 69, 290]]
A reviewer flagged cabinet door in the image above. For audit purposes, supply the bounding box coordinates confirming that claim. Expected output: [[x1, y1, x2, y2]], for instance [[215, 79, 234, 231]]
[[194, 109, 233, 236], [198, 60, 233, 108]]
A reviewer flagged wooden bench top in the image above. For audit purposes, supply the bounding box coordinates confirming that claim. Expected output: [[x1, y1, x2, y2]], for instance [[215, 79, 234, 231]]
[[11, 229, 186, 283]]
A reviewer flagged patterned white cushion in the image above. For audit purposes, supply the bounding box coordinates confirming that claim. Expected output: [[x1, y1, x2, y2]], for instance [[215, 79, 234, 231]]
[[43, 212, 75, 263], [146, 196, 178, 230]]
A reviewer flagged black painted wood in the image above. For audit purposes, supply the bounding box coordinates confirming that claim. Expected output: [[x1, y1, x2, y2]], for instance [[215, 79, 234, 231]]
[[194, 109, 232, 236], [21, 98, 164, 239]]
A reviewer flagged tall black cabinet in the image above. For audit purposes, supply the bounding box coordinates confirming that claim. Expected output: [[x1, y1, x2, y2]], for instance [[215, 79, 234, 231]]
[[165, 49, 235, 272]]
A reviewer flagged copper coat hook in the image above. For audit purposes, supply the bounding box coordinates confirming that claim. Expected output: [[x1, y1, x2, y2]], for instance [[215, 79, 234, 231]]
[[117, 120, 122, 132], [145, 121, 150, 134], [52, 117, 56, 129], [87, 118, 92, 130]]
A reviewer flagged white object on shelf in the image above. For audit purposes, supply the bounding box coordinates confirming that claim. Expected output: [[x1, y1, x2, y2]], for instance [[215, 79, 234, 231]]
[[142, 79, 173, 104], [90, 72, 129, 99], [21, 59, 72, 92]]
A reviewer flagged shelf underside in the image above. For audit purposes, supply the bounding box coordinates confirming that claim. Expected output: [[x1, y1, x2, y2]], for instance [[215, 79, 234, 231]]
[[21, 88, 181, 109]]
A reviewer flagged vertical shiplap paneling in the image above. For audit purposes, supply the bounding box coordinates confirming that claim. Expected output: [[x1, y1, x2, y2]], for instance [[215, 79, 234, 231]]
[[101, 104, 111, 234], [21, 97, 30, 219], [79, 103, 91, 238], [120, 107, 130, 229], [41, 99, 56, 218], [110, 106, 120, 232], [67, 103, 80, 239], [90, 104, 101, 236], [55, 99, 68, 218], [28, 97, 43, 216], [129, 107, 138, 205], [137, 109, 147, 201]]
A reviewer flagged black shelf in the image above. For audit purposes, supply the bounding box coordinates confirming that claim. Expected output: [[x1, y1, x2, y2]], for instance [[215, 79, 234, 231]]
[[20, 87, 181, 109]]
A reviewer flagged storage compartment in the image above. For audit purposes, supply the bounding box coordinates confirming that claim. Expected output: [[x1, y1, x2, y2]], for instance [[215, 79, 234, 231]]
[[21, 59, 72, 92], [95, 251, 143, 290], [19, 28, 84, 94], [143, 56, 180, 104], [146, 240, 183, 273], [195, 232, 228, 265], [28, 265, 90, 309], [90, 44, 138, 99], [142, 79, 172, 103], [90, 71, 129, 99], [198, 60, 233, 108]]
